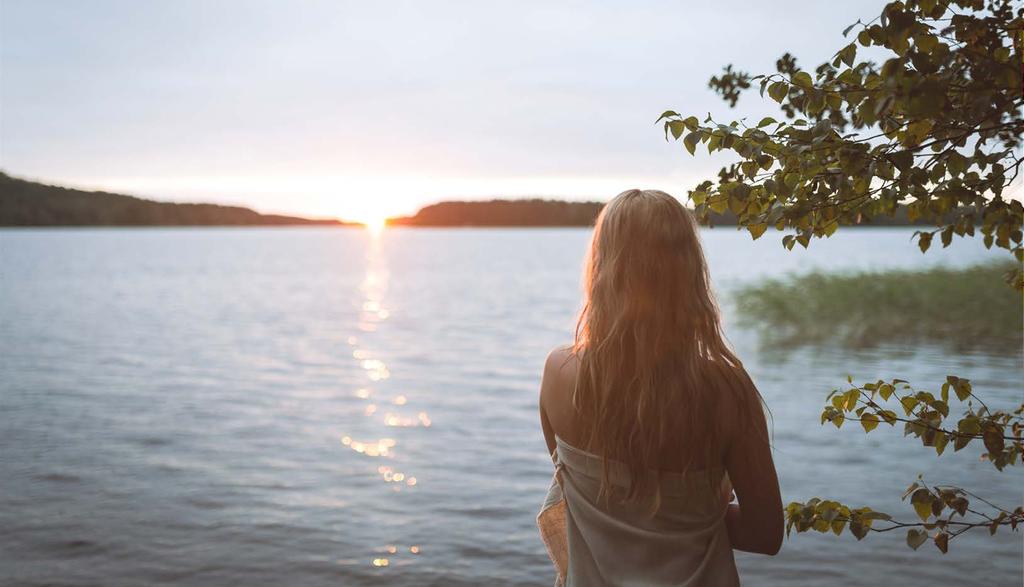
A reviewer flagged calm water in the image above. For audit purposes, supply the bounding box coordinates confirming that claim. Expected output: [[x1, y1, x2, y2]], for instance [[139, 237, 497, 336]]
[[1, 227, 1020, 586]]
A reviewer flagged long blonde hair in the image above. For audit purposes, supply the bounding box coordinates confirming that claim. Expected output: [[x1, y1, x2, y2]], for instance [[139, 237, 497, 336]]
[[572, 189, 760, 502]]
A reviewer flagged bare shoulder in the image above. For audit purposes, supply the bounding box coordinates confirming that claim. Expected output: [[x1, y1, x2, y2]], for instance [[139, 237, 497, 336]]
[[539, 345, 578, 413]]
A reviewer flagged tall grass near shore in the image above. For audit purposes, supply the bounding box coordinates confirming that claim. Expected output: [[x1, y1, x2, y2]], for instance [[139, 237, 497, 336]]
[[734, 263, 1022, 353]]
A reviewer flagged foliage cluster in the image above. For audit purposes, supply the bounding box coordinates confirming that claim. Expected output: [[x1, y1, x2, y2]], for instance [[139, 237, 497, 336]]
[[787, 376, 1023, 552], [659, 0, 1023, 287]]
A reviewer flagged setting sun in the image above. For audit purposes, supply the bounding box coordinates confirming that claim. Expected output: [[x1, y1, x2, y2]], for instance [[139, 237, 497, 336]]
[[345, 202, 392, 233], [362, 214, 387, 234]]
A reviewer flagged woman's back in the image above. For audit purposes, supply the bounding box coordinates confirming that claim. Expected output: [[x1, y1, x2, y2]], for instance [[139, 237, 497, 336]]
[[539, 346, 742, 586], [540, 347, 737, 473], [536, 190, 782, 585]]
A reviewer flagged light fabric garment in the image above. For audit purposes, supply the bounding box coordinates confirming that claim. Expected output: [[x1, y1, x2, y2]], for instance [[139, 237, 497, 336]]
[[537, 436, 740, 586]]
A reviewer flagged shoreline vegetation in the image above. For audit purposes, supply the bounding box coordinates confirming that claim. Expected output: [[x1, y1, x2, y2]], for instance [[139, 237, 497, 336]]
[[734, 262, 1023, 353], [2, 171, 962, 228]]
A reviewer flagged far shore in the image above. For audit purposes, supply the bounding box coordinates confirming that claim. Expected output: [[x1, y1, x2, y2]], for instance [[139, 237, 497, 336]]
[[2, 171, 953, 229]]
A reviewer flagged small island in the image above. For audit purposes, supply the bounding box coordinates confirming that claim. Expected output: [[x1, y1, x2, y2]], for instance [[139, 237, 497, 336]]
[[386, 199, 605, 227]]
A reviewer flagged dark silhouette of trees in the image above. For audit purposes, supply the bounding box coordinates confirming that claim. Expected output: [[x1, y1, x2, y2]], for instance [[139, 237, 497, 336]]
[[0, 172, 348, 226]]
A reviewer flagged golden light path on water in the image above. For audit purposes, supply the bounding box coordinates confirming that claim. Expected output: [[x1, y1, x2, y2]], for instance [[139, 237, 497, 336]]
[[342, 225, 427, 570]]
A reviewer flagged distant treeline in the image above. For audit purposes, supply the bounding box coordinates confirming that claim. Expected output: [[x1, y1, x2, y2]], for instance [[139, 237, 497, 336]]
[[1, 171, 952, 228], [388, 199, 605, 227], [0, 172, 349, 227], [388, 198, 942, 227]]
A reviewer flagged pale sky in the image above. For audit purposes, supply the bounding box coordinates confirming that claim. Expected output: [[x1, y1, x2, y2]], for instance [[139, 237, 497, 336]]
[[1, 0, 885, 222]]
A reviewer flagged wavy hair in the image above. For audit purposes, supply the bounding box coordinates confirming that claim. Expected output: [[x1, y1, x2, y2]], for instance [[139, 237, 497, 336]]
[[572, 189, 761, 503]]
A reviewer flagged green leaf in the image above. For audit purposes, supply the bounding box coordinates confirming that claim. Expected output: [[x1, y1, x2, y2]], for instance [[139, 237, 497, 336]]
[[708, 197, 728, 215], [906, 529, 928, 550], [849, 519, 868, 540], [953, 433, 971, 452], [860, 413, 879, 433], [683, 131, 700, 155], [934, 431, 949, 455], [903, 120, 934, 146], [767, 81, 788, 103], [983, 425, 1005, 455], [911, 489, 933, 521], [951, 497, 968, 517], [844, 389, 859, 411], [667, 120, 687, 139], [890, 150, 912, 172], [655, 110, 679, 123], [917, 232, 932, 253], [792, 71, 813, 89], [934, 532, 948, 554], [951, 377, 971, 401], [915, 33, 938, 53], [839, 43, 857, 67], [940, 226, 952, 248], [830, 518, 846, 536], [747, 223, 768, 239], [879, 383, 894, 400], [756, 116, 777, 128], [900, 396, 918, 416]]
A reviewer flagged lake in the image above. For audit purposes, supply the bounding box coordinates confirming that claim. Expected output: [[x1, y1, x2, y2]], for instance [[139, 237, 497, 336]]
[[1, 227, 1020, 586]]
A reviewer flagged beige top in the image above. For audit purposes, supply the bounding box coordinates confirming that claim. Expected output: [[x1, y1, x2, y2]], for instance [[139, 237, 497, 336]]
[[538, 436, 739, 587]]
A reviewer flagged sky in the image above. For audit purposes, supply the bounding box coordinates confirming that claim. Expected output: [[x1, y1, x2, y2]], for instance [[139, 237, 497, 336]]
[[1, 0, 888, 222]]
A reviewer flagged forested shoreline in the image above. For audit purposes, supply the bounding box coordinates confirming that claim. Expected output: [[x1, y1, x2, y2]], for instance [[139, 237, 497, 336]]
[[0, 173, 349, 227], [2, 172, 952, 228]]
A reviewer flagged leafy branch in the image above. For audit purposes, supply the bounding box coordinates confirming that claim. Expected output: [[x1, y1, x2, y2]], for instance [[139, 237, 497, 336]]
[[785, 376, 1023, 552], [661, 0, 1024, 560], [786, 478, 1024, 553], [821, 375, 1023, 469], [658, 0, 1024, 288]]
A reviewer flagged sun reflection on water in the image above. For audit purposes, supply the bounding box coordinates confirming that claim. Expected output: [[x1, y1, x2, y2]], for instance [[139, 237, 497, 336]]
[[360, 358, 390, 381], [340, 436, 396, 457], [342, 228, 434, 568], [376, 465, 417, 486], [369, 543, 421, 569], [383, 411, 432, 428]]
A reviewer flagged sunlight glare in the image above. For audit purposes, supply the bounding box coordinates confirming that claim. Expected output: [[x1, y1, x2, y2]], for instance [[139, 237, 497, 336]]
[[363, 214, 387, 234]]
